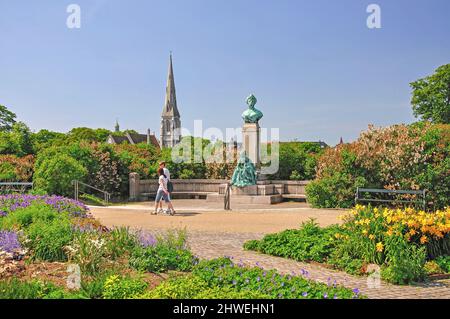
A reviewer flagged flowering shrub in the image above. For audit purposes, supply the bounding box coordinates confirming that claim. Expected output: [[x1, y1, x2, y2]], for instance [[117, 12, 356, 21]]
[[340, 205, 450, 260], [143, 258, 363, 299], [0, 194, 89, 218], [307, 123, 450, 209], [103, 275, 148, 299], [244, 220, 340, 263], [246, 206, 450, 285], [129, 229, 197, 273], [190, 258, 362, 299], [0, 155, 34, 181], [65, 231, 107, 275], [0, 230, 22, 254]]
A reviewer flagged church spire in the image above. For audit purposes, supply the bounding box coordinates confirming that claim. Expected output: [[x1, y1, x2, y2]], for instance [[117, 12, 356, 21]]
[[162, 52, 180, 118], [160, 52, 182, 148]]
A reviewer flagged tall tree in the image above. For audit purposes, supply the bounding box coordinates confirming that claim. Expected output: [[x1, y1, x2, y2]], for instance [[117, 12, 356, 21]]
[[410, 64, 450, 124], [0, 105, 17, 132]]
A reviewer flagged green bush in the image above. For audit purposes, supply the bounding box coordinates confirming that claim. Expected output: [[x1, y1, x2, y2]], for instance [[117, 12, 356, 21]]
[[244, 220, 340, 263], [306, 172, 367, 208], [0, 279, 82, 299], [0, 161, 16, 180], [0, 203, 64, 230], [105, 227, 139, 260], [103, 275, 148, 299], [34, 153, 87, 197], [191, 258, 362, 299], [79, 270, 116, 299], [143, 274, 271, 299], [26, 217, 73, 261], [268, 142, 323, 181], [307, 123, 449, 209], [423, 261, 444, 275], [380, 237, 427, 285], [65, 231, 108, 275], [129, 244, 196, 273], [0, 203, 74, 262], [435, 256, 450, 273], [143, 274, 209, 299]]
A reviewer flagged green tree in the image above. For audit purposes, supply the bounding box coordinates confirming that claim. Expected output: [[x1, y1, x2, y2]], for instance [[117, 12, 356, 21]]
[[66, 127, 113, 143], [410, 64, 450, 124], [34, 153, 87, 196], [32, 129, 66, 152], [0, 105, 17, 132], [0, 122, 33, 156]]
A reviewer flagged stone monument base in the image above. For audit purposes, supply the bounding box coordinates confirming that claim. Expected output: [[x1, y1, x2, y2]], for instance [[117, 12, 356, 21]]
[[205, 181, 283, 205], [206, 193, 283, 205]]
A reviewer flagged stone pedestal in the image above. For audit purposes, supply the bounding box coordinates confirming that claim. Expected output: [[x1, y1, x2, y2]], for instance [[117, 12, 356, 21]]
[[242, 123, 260, 168], [129, 173, 140, 201]]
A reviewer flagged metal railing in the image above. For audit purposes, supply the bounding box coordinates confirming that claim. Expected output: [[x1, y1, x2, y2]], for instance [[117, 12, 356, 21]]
[[355, 187, 426, 211], [73, 180, 111, 205], [0, 182, 33, 194]]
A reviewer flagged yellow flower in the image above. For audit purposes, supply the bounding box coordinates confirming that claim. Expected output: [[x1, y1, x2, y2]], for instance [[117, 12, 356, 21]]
[[420, 235, 428, 244], [376, 242, 384, 253], [369, 234, 375, 240], [362, 229, 368, 235], [409, 229, 416, 236]]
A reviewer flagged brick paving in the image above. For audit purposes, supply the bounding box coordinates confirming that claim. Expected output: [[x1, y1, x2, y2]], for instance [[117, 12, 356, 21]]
[[91, 201, 450, 299]]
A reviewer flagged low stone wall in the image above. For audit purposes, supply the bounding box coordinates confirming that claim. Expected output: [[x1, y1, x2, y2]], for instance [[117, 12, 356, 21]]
[[129, 173, 310, 201]]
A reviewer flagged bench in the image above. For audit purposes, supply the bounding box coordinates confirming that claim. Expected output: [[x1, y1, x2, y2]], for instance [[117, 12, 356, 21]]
[[355, 187, 426, 210]]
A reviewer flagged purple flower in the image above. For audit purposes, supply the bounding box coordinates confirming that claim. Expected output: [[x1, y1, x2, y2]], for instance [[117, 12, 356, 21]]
[[353, 288, 360, 295], [333, 294, 338, 299], [0, 194, 89, 218], [256, 277, 260, 282], [232, 280, 237, 285], [302, 292, 308, 297], [0, 230, 21, 253], [323, 293, 328, 299], [136, 231, 157, 248]]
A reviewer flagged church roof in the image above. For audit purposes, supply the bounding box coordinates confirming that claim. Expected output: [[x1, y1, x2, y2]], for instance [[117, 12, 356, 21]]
[[162, 53, 180, 118], [107, 133, 160, 149], [108, 135, 128, 144]]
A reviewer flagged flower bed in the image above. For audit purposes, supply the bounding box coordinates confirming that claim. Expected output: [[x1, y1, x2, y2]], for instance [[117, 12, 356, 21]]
[[245, 206, 450, 285], [0, 195, 363, 299], [0, 194, 89, 218]]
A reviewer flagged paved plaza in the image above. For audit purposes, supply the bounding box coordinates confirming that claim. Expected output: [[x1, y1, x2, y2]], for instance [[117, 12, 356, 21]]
[[91, 200, 450, 299]]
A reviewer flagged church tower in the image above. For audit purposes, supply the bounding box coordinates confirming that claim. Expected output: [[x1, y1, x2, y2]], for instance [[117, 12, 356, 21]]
[[160, 53, 181, 148]]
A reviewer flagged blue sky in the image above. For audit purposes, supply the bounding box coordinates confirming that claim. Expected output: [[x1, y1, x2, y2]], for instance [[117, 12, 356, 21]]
[[0, 0, 449, 145]]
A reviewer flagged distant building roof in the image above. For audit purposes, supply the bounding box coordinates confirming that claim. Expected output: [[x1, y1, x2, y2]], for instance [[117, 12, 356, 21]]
[[107, 131, 160, 149]]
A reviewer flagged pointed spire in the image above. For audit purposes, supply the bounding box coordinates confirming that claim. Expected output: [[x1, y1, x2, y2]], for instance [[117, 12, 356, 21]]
[[115, 119, 120, 132], [162, 52, 180, 118]]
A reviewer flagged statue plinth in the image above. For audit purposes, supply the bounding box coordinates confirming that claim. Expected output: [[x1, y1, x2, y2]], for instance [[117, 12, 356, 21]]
[[206, 93, 283, 204], [242, 123, 260, 169]]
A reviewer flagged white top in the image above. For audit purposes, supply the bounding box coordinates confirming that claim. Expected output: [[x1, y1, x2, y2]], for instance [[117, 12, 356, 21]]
[[158, 175, 168, 191], [163, 167, 170, 181]]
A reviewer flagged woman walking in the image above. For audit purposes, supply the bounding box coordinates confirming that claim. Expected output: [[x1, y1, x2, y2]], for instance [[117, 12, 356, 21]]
[[152, 168, 176, 215]]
